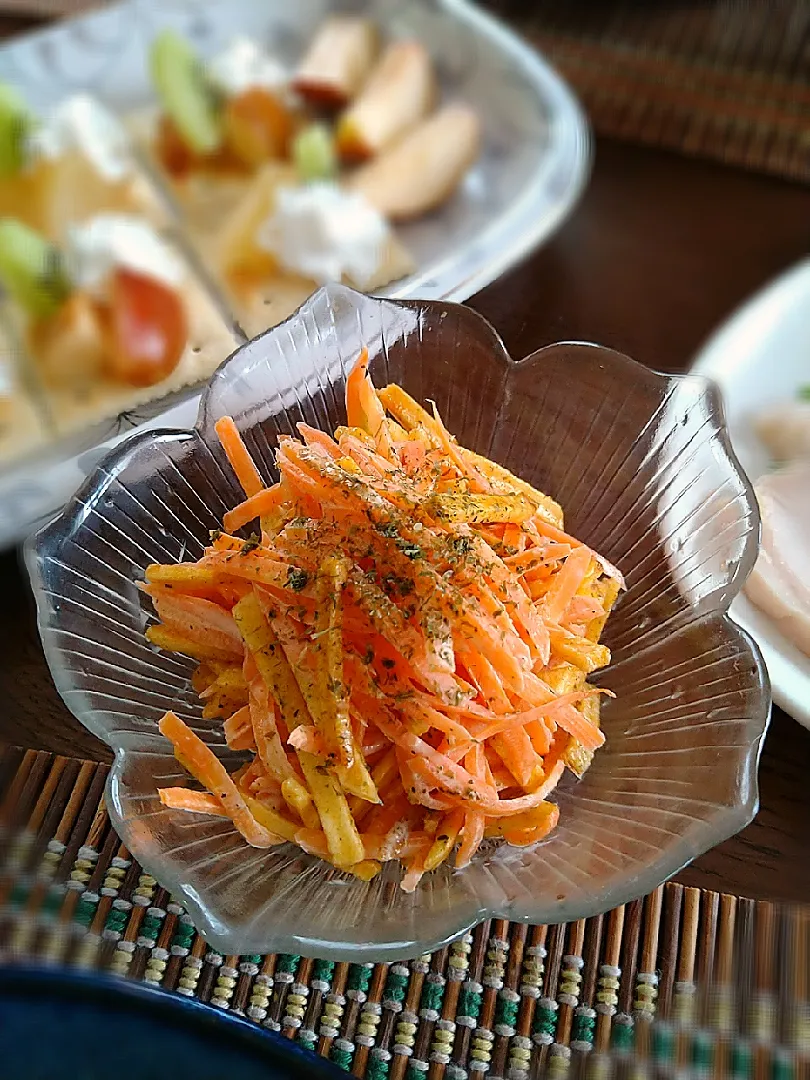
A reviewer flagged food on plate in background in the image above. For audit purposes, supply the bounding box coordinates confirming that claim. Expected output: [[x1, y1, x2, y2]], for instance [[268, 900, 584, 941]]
[[293, 16, 379, 106], [0, 215, 237, 436], [745, 460, 810, 657], [143, 31, 302, 232], [0, 86, 165, 241], [0, 316, 48, 462], [336, 40, 435, 161], [145, 353, 621, 891], [349, 104, 481, 221], [210, 165, 415, 338], [754, 392, 810, 464], [744, 388, 810, 656], [0, 12, 482, 472], [139, 18, 477, 329]]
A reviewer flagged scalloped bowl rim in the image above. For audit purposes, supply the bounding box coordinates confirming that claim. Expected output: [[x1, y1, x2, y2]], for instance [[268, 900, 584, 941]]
[[26, 286, 770, 960]]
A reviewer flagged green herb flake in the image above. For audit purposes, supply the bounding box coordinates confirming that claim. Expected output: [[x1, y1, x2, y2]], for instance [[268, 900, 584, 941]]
[[286, 567, 309, 592]]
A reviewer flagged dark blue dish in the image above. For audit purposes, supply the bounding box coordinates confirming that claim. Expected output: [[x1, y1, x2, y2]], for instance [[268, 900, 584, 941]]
[[0, 965, 344, 1080]]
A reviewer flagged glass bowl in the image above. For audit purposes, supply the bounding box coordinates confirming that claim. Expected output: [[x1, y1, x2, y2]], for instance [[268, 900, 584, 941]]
[[27, 285, 770, 961]]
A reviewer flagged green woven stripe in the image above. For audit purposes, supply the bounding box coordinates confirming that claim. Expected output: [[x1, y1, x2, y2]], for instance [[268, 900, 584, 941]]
[[652, 1024, 675, 1063], [611, 1020, 633, 1050], [276, 953, 301, 974], [572, 1011, 596, 1046], [330, 1045, 353, 1071], [367, 1057, 389, 1080], [495, 996, 519, 1028], [731, 1042, 753, 1079], [347, 964, 372, 994], [533, 1004, 557, 1038]]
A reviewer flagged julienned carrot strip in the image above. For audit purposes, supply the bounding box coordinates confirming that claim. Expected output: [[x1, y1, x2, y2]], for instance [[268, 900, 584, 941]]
[[215, 416, 264, 498], [541, 545, 594, 625], [158, 787, 230, 817], [158, 712, 280, 847], [223, 484, 287, 534], [151, 352, 619, 888]]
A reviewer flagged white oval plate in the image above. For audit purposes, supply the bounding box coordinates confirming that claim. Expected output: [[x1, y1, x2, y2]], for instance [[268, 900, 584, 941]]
[[692, 258, 810, 730], [0, 0, 591, 550]]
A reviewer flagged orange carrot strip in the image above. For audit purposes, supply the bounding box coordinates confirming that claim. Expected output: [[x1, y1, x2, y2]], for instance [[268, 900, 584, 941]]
[[158, 711, 280, 846], [158, 787, 231, 817], [223, 705, 255, 751], [223, 485, 287, 534], [287, 724, 327, 756], [215, 416, 264, 497], [541, 545, 594, 625], [455, 745, 486, 868]]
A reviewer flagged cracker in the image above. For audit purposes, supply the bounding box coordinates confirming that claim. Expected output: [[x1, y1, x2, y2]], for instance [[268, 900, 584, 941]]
[[0, 322, 50, 464], [12, 268, 239, 439], [225, 231, 415, 340], [129, 108, 253, 240]]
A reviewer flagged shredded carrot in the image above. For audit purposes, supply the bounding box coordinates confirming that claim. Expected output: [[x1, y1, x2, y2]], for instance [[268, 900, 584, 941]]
[[215, 416, 264, 497], [152, 351, 619, 889]]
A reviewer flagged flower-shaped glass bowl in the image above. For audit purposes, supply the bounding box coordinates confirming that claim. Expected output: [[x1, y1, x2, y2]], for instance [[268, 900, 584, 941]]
[[27, 285, 770, 961]]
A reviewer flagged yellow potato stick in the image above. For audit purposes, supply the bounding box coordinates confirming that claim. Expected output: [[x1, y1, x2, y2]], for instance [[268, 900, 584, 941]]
[[348, 860, 382, 882], [425, 492, 535, 525], [145, 563, 220, 589], [585, 576, 622, 642], [377, 383, 441, 443], [563, 739, 594, 779], [238, 790, 300, 844], [424, 809, 464, 872], [541, 664, 585, 696], [313, 556, 355, 767], [281, 776, 320, 830], [152, 358, 618, 886], [298, 751, 364, 867], [548, 626, 611, 673], [146, 624, 240, 664], [462, 449, 564, 527], [199, 665, 247, 699], [337, 755, 380, 805], [351, 746, 397, 824], [337, 455, 363, 474], [232, 592, 312, 733]]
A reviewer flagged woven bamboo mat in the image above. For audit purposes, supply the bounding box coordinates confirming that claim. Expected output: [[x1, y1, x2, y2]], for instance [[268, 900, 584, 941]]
[[0, 747, 807, 1078], [485, 0, 810, 185]]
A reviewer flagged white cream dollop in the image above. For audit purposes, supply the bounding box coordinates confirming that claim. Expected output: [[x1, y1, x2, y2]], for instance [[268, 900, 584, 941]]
[[27, 93, 133, 182], [208, 37, 290, 98], [258, 182, 389, 288], [65, 214, 185, 297]]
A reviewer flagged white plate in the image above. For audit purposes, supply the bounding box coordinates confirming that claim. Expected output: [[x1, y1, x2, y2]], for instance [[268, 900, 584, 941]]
[[0, 0, 591, 549], [692, 258, 810, 730]]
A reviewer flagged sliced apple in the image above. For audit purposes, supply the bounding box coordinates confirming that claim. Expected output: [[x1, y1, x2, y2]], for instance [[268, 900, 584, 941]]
[[336, 41, 435, 161], [348, 104, 480, 220], [293, 16, 379, 107]]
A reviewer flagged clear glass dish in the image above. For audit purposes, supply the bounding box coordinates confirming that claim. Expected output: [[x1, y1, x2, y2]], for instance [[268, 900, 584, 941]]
[[27, 285, 770, 961]]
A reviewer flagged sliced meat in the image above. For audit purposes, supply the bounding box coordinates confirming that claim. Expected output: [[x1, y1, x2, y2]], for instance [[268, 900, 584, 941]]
[[744, 459, 810, 657], [754, 400, 810, 464]]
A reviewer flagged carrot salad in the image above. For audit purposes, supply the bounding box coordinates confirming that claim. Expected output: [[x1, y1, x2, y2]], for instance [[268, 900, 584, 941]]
[[147, 349, 622, 891]]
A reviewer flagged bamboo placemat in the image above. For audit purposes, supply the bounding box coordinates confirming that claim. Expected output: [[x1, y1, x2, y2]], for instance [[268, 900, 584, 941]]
[[485, 0, 810, 185], [0, 746, 807, 1078]]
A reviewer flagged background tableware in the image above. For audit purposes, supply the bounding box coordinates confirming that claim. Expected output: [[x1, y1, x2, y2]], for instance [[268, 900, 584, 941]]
[[692, 258, 810, 730]]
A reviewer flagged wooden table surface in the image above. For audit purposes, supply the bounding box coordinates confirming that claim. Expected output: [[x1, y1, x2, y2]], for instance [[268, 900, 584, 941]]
[[0, 126, 809, 902]]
